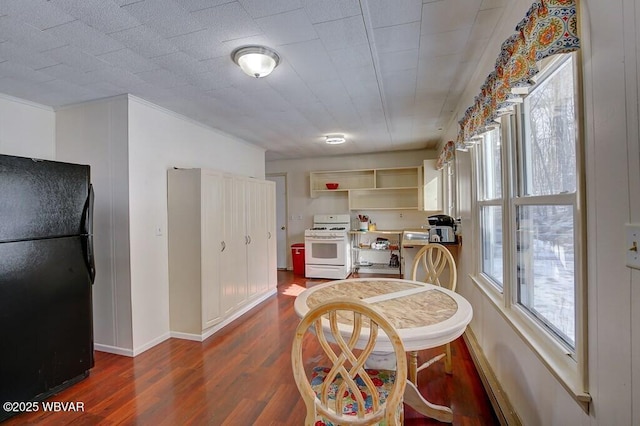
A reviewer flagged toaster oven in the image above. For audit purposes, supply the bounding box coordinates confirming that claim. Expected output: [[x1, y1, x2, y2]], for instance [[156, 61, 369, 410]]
[[429, 226, 456, 243]]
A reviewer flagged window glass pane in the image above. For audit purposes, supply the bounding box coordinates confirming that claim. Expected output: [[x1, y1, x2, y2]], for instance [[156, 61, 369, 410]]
[[516, 205, 575, 347], [481, 128, 502, 200], [481, 205, 503, 289], [522, 57, 576, 196], [446, 162, 455, 214]]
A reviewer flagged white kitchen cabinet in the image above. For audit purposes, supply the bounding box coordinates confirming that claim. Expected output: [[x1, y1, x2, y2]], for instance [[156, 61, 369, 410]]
[[168, 168, 276, 337], [422, 159, 443, 212]]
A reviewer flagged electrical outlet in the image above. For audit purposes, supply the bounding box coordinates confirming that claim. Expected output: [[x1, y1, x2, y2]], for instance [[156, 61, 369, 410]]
[[399, 213, 403, 218], [626, 223, 640, 269]]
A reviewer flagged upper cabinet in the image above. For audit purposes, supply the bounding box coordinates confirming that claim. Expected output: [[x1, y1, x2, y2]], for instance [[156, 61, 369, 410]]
[[310, 167, 422, 210], [422, 159, 443, 212]]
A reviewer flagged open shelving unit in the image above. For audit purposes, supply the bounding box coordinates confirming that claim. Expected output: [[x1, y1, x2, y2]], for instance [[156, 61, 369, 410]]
[[310, 167, 422, 210], [350, 230, 403, 276]]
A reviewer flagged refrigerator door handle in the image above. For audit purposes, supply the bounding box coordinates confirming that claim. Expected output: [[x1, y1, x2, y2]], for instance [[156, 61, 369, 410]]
[[82, 185, 96, 284], [86, 235, 96, 284], [82, 184, 94, 236]]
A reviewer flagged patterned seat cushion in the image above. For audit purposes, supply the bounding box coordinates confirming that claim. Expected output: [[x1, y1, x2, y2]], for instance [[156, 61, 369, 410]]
[[310, 366, 401, 426]]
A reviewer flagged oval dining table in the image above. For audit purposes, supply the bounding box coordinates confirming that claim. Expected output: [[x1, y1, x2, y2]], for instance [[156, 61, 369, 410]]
[[294, 277, 473, 423]]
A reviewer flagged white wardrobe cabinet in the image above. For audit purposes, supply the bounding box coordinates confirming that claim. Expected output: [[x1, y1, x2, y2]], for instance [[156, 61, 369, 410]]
[[168, 168, 276, 338]]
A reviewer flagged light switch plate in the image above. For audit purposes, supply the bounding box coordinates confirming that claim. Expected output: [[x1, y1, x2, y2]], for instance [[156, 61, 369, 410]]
[[626, 223, 640, 269]]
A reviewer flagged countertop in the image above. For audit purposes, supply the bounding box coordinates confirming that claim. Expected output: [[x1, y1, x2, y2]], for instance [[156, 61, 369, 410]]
[[349, 229, 404, 234], [349, 229, 461, 246], [401, 239, 460, 247]]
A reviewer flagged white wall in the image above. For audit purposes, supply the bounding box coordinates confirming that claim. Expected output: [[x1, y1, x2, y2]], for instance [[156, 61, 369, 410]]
[[266, 149, 437, 268], [0, 94, 55, 159], [126, 96, 265, 353], [56, 95, 266, 355], [449, 0, 640, 424], [4, 91, 267, 356], [56, 96, 134, 354]]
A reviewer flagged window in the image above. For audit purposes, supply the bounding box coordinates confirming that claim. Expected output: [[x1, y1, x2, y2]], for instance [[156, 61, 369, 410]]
[[517, 56, 577, 349], [444, 161, 456, 216], [478, 128, 504, 289], [473, 53, 586, 399]]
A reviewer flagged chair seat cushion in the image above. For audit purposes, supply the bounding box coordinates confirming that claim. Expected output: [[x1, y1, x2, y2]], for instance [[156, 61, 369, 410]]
[[310, 366, 400, 425]]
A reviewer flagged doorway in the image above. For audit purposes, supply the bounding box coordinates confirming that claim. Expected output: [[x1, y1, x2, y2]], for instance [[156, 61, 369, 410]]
[[266, 173, 288, 269]]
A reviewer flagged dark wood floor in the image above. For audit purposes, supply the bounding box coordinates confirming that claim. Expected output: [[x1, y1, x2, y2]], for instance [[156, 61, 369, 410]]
[[5, 271, 498, 425]]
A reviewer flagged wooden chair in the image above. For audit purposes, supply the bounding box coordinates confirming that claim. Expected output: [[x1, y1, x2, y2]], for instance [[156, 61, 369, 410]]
[[291, 298, 407, 426], [409, 244, 457, 381]]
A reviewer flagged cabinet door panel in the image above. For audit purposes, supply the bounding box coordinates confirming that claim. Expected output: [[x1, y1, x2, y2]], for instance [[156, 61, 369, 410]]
[[233, 177, 249, 305], [266, 181, 277, 290], [246, 179, 269, 298], [220, 174, 240, 313], [201, 171, 223, 328]]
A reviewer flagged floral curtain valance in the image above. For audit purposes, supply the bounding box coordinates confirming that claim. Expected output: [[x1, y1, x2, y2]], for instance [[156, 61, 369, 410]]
[[448, 0, 580, 153], [436, 140, 456, 170]]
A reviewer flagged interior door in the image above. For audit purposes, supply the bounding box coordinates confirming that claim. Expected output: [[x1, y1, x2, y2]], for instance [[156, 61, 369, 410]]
[[266, 174, 287, 269]]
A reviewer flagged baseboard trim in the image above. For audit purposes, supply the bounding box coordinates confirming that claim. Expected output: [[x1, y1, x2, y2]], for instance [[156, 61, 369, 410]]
[[171, 289, 278, 342], [94, 343, 134, 357], [133, 332, 171, 356], [463, 328, 522, 426]]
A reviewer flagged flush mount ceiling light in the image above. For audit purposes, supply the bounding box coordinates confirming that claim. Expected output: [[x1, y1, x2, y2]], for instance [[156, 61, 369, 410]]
[[325, 134, 346, 145], [232, 45, 280, 78]]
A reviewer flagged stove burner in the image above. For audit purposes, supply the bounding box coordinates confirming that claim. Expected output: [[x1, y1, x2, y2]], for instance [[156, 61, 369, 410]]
[[330, 227, 346, 230], [310, 227, 327, 230]]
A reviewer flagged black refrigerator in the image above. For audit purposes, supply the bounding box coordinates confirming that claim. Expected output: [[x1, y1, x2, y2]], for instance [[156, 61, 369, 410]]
[[0, 154, 95, 421]]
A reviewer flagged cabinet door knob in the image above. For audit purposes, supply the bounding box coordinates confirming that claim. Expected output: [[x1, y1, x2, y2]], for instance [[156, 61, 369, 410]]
[[221, 241, 226, 252], [281, 226, 285, 230], [268, 231, 272, 239]]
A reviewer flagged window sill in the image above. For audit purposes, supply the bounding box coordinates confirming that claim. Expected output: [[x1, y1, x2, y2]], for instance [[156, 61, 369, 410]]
[[470, 273, 591, 412]]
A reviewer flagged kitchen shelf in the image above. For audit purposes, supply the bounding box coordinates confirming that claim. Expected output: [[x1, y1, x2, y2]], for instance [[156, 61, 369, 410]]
[[349, 187, 419, 210], [310, 169, 374, 193], [350, 230, 402, 276], [310, 167, 422, 210], [353, 263, 402, 274]]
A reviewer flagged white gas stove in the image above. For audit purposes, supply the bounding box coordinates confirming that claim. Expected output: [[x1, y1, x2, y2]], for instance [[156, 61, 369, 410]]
[[304, 214, 352, 279]]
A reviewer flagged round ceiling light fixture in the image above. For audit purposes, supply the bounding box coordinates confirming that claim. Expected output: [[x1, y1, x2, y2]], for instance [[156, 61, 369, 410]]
[[325, 134, 346, 145], [232, 45, 280, 78]]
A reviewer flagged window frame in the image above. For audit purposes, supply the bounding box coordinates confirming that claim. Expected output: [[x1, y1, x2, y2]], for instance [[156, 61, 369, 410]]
[[476, 126, 505, 291], [471, 52, 589, 407], [443, 160, 456, 217]]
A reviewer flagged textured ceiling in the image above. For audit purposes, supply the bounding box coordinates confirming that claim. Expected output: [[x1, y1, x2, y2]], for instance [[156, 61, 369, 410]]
[[0, 0, 507, 160]]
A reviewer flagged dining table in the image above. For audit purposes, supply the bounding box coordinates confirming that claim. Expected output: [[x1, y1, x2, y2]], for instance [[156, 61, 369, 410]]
[[293, 277, 473, 423]]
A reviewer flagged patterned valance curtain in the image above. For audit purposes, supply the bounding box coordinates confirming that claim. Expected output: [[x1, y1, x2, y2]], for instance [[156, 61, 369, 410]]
[[436, 141, 456, 170], [443, 0, 580, 154]]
